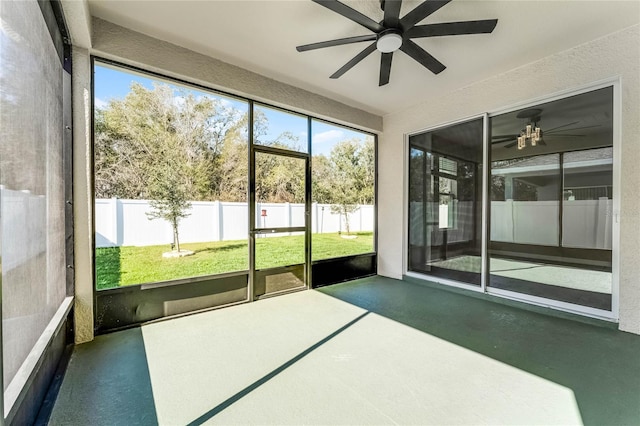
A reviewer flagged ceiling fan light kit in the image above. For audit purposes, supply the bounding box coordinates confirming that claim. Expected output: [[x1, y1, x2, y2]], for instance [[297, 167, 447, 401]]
[[297, 0, 499, 86], [492, 106, 599, 150], [517, 124, 542, 150], [376, 30, 403, 53]]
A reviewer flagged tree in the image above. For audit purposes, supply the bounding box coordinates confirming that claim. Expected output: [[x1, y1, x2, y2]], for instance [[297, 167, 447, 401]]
[[94, 82, 245, 201], [95, 82, 248, 252], [254, 128, 306, 203], [145, 155, 192, 252], [327, 139, 373, 234], [94, 80, 377, 242], [311, 154, 333, 204]]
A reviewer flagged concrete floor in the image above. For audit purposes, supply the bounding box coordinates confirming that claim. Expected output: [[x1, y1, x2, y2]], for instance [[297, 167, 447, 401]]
[[49, 276, 639, 425], [430, 255, 611, 293]]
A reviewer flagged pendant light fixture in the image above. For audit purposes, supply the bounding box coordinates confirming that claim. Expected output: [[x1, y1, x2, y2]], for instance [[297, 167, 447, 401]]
[[516, 109, 543, 150]]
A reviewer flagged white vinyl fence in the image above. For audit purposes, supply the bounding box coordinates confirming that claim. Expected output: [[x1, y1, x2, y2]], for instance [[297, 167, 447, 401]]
[[409, 198, 612, 250], [95, 198, 374, 248], [1, 188, 46, 272], [491, 198, 612, 249]]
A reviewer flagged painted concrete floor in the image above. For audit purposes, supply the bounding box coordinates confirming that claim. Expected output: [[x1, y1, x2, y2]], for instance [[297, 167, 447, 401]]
[[430, 255, 611, 293], [49, 276, 639, 425]]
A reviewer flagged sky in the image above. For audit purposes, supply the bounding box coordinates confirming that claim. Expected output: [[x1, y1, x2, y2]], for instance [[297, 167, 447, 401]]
[[94, 64, 370, 157]]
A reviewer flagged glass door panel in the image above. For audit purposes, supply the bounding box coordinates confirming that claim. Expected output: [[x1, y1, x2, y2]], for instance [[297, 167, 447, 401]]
[[255, 152, 306, 229], [254, 231, 305, 297], [408, 118, 484, 286], [488, 87, 613, 311], [251, 147, 309, 299]]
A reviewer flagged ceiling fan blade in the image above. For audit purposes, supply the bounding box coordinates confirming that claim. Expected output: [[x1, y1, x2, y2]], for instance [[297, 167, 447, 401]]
[[504, 141, 517, 148], [400, 1, 451, 29], [330, 43, 377, 79], [379, 52, 393, 86], [544, 134, 585, 137], [400, 39, 446, 74], [312, 0, 384, 33], [537, 139, 547, 146], [492, 134, 519, 140], [406, 19, 498, 38], [383, 0, 402, 28], [493, 140, 516, 144], [546, 124, 601, 134], [296, 34, 377, 52], [543, 121, 580, 132]]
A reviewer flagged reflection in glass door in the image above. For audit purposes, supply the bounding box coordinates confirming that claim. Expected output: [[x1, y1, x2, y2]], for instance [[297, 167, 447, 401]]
[[250, 147, 310, 299], [408, 118, 484, 286], [488, 87, 614, 312]]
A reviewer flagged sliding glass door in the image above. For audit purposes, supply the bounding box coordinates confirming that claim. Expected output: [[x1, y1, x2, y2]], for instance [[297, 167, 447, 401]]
[[407, 86, 615, 315]]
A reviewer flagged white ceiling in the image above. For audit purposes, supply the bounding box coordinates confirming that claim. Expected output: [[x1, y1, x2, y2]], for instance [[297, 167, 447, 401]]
[[88, 0, 640, 116]]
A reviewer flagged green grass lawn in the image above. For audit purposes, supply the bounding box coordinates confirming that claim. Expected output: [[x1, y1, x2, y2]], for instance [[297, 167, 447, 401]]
[[96, 232, 373, 290]]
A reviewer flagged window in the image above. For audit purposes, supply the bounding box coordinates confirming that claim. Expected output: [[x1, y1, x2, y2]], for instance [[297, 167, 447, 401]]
[[254, 105, 308, 153], [94, 62, 378, 298], [311, 120, 375, 260], [94, 63, 249, 289]]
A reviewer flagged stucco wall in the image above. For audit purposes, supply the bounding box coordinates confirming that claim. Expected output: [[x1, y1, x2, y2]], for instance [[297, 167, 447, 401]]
[[379, 24, 640, 333], [90, 18, 382, 133], [72, 47, 94, 344]]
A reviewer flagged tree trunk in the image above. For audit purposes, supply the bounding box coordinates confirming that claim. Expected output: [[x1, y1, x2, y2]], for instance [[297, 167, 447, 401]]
[[173, 219, 181, 252], [343, 207, 351, 235]]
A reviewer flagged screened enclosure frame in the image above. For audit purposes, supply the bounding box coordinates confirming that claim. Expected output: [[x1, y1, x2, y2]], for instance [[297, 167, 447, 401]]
[[1, 0, 74, 422], [404, 79, 621, 322], [90, 57, 378, 332]]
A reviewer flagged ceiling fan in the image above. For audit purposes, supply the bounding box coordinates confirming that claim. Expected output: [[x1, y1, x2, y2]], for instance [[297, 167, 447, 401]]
[[492, 108, 601, 149], [296, 0, 498, 86]]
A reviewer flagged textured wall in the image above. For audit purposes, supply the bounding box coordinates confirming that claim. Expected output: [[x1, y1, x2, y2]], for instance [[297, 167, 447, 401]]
[[380, 25, 640, 333], [90, 18, 382, 133], [72, 47, 94, 344]]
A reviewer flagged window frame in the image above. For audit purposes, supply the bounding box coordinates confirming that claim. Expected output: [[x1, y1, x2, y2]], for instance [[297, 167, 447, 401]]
[[90, 57, 378, 331]]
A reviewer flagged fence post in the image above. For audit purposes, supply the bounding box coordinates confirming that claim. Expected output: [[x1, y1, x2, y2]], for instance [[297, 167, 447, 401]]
[[312, 202, 317, 233], [257, 202, 261, 229], [285, 203, 291, 235], [110, 197, 118, 246], [506, 199, 514, 243], [596, 197, 608, 248], [213, 200, 221, 241]]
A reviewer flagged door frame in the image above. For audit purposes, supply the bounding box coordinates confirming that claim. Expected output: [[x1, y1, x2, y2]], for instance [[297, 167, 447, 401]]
[[248, 104, 312, 301], [402, 79, 620, 322]]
